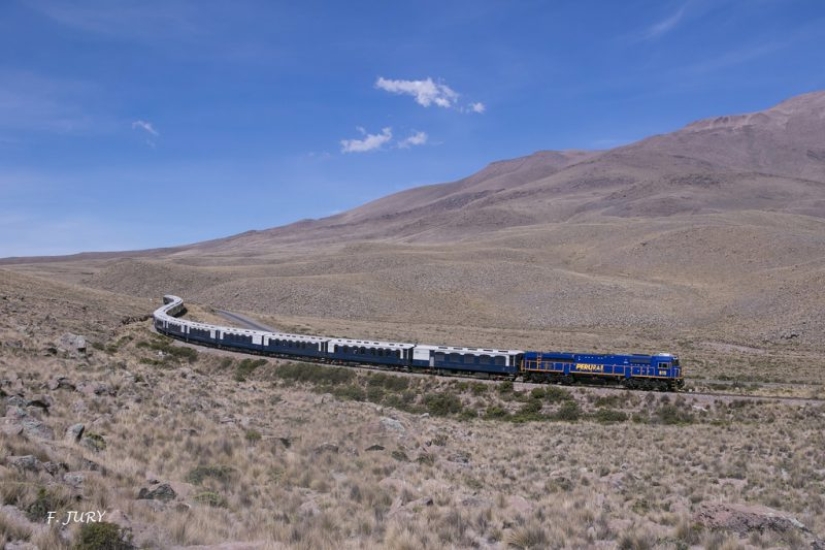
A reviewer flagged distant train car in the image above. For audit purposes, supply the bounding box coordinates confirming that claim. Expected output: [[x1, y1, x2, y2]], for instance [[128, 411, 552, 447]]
[[412, 345, 522, 375]]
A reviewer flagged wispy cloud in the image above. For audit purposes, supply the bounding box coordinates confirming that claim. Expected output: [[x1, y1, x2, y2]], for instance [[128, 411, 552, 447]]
[[398, 130, 428, 149], [469, 102, 486, 114], [376, 77, 459, 108], [340, 127, 393, 153], [643, 6, 686, 40], [375, 76, 486, 114], [131, 120, 159, 136]]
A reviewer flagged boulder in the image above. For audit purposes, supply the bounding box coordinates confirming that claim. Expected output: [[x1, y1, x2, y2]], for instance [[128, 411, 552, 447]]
[[137, 483, 177, 502]]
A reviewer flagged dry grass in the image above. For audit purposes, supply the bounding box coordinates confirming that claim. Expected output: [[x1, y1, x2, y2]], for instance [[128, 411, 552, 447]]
[[2, 273, 824, 548], [2, 218, 825, 549]]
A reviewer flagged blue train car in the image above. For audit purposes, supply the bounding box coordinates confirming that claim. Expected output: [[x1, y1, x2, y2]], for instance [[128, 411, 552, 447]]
[[522, 351, 683, 390], [412, 345, 523, 376], [326, 338, 414, 367], [262, 333, 328, 359]]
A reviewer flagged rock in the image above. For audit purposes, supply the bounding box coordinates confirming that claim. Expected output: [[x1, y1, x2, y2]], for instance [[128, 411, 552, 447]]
[[5, 407, 54, 440], [6, 395, 26, 407], [448, 451, 471, 464], [59, 333, 86, 353], [63, 472, 86, 487], [137, 483, 177, 502], [65, 423, 85, 443], [380, 417, 406, 433], [365, 444, 385, 452], [48, 377, 76, 391], [7, 455, 39, 472], [1, 423, 23, 436], [26, 395, 53, 414], [694, 501, 823, 547]]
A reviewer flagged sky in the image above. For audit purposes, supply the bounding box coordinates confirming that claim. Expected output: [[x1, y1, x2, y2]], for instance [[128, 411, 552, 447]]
[[1, 0, 824, 258]]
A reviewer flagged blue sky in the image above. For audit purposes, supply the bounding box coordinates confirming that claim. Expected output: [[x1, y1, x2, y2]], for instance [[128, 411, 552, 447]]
[[1, 0, 823, 257]]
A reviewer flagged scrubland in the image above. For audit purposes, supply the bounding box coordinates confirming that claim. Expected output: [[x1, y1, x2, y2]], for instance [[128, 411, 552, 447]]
[[2, 311, 824, 549]]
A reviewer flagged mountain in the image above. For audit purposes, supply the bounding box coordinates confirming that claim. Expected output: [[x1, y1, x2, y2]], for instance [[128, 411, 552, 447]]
[[170, 91, 825, 256], [3, 91, 825, 358]]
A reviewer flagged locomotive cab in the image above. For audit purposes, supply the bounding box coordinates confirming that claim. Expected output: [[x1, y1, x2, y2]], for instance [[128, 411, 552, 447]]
[[653, 353, 681, 379]]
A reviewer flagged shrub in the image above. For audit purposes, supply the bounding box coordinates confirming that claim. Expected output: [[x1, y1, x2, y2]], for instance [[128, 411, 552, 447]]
[[424, 392, 463, 416], [235, 358, 267, 381], [333, 385, 366, 401], [657, 404, 694, 425], [594, 409, 628, 423], [470, 382, 488, 396], [73, 521, 134, 550], [554, 400, 581, 422], [544, 386, 574, 403], [484, 405, 509, 420]]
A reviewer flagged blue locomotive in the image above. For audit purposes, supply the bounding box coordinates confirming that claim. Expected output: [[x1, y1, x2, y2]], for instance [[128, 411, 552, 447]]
[[154, 295, 684, 391]]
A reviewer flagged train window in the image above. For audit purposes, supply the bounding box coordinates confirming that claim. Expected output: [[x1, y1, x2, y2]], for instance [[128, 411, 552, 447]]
[[449, 353, 461, 363], [464, 355, 475, 364], [479, 356, 491, 365], [360, 347, 366, 354], [435, 353, 446, 362], [658, 362, 670, 368], [494, 356, 506, 366]]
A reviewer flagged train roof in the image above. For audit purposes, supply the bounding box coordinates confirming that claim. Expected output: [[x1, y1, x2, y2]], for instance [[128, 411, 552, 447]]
[[328, 337, 414, 350], [415, 344, 523, 356]]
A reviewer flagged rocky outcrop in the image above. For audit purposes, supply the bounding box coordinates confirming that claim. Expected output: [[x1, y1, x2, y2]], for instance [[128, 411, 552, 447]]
[[694, 502, 824, 548]]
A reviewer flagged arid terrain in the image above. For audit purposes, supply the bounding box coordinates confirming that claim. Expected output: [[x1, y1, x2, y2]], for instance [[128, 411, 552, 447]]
[[2, 91, 825, 548]]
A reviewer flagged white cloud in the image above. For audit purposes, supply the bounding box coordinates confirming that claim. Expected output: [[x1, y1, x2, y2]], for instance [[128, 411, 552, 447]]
[[398, 131, 428, 149], [340, 127, 393, 153], [644, 6, 686, 39], [132, 120, 159, 136], [469, 102, 486, 114], [375, 77, 459, 108]]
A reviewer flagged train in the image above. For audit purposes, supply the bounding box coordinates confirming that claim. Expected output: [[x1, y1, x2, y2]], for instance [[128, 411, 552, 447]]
[[153, 295, 684, 391]]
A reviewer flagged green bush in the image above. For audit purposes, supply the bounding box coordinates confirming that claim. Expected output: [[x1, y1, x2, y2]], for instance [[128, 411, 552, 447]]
[[657, 404, 694, 425], [424, 392, 463, 416], [554, 400, 581, 422], [593, 408, 628, 423], [73, 521, 134, 550], [235, 358, 268, 381], [274, 362, 355, 386], [332, 384, 366, 401], [543, 386, 574, 403], [484, 405, 509, 420]]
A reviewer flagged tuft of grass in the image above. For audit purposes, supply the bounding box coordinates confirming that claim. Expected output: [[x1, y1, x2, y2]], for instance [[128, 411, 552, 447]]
[[274, 362, 355, 386], [234, 358, 268, 382], [186, 465, 235, 486]]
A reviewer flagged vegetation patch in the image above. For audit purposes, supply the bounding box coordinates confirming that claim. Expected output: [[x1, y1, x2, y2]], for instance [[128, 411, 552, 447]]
[[73, 521, 135, 550], [186, 465, 235, 487], [234, 358, 268, 381]]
